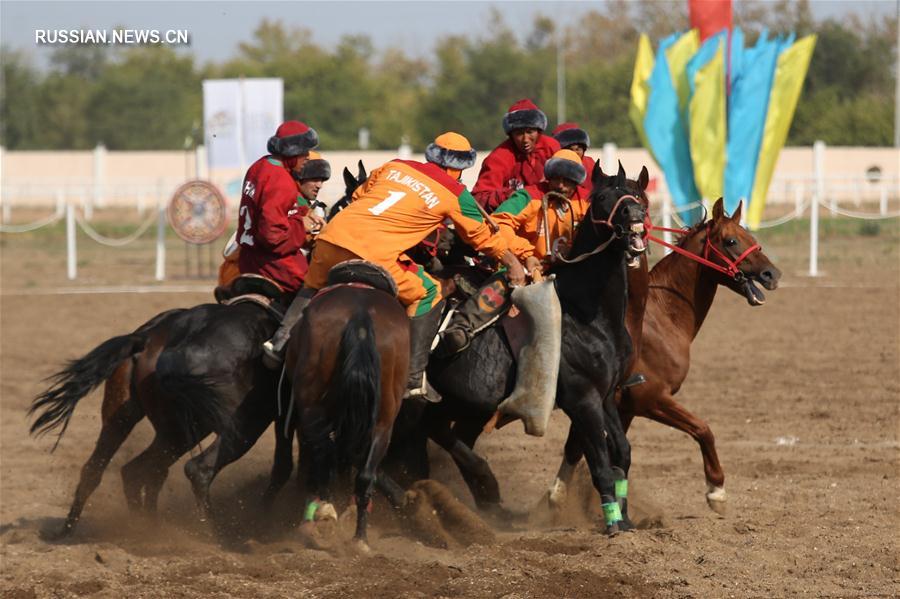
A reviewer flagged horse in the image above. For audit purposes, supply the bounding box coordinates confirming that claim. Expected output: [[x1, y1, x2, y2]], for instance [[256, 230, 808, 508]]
[[284, 276, 410, 553], [28, 164, 368, 540], [404, 163, 649, 534], [549, 198, 782, 513]]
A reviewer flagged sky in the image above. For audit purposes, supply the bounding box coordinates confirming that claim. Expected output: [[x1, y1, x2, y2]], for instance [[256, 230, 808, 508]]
[[2, 0, 897, 68]]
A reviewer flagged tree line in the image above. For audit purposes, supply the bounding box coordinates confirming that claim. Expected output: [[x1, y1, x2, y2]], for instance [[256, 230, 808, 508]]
[[1, 0, 896, 151]]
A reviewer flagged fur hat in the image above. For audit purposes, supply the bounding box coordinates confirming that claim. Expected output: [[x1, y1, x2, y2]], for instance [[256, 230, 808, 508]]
[[544, 149, 586, 185], [552, 122, 591, 149], [502, 99, 548, 134], [267, 121, 319, 157], [425, 132, 477, 170], [295, 151, 331, 181]]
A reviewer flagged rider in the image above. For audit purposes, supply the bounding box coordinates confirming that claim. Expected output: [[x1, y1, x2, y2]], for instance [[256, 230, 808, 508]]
[[293, 150, 331, 222], [472, 99, 560, 213], [263, 132, 528, 399], [552, 122, 596, 197], [436, 149, 590, 357], [236, 120, 326, 293]]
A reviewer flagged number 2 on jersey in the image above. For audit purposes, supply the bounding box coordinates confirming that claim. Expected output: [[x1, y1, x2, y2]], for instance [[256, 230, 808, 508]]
[[368, 191, 406, 216]]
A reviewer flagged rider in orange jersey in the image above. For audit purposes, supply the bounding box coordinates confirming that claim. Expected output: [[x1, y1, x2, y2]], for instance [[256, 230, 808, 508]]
[[264, 132, 527, 400]]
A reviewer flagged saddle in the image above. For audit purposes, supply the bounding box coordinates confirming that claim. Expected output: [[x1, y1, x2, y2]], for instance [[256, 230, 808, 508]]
[[324, 259, 398, 297], [214, 274, 286, 321]]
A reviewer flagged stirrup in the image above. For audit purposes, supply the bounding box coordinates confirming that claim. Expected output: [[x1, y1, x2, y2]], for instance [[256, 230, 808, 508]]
[[402, 378, 441, 403], [262, 339, 284, 370]]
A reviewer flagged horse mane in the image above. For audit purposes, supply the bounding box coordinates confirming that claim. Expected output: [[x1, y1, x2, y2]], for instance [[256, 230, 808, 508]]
[[673, 217, 708, 248]]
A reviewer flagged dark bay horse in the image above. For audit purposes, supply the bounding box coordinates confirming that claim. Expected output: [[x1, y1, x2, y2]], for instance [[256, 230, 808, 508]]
[[284, 283, 409, 553], [416, 164, 649, 534]]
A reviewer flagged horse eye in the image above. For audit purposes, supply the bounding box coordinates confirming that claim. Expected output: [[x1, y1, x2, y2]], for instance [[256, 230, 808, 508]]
[[725, 238, 737, 247]]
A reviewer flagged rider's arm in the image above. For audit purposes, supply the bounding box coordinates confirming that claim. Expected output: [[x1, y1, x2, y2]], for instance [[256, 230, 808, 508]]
[[471, 146, 515, 212], [447, 189, 509, 260], [255, 180, 307, 255], [492, 190, 539, 261]]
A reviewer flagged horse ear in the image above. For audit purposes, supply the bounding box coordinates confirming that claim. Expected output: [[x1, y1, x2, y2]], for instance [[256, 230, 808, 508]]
[[357, 160, 367, 182], [638, 166, 649, 191], [615, 160, 626, 187], [731, 199, 743, 223], [712, 198, 725, 221], [591, 159, 605, 186], [343, 167, 356, 190]]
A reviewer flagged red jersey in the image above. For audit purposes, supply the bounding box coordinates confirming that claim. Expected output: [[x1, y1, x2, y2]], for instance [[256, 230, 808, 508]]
[[236, 156, 309, 292], [472, 135, 560, 212]]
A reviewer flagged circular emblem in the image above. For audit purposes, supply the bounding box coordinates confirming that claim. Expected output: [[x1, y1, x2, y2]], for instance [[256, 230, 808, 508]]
[[167, 180, 228, 244]]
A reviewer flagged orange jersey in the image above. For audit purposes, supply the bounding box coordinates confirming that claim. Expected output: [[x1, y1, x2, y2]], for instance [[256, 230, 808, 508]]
[[492, 184, 591, 261], [318, 159, 507, 262]]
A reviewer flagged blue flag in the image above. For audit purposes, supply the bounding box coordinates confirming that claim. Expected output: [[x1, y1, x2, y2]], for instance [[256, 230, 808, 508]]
[[644, 32, 702, 223], [724, 29, 779, 213]]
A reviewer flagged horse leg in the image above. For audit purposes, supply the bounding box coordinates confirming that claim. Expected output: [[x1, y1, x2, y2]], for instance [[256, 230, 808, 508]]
[[429, 416, 506, 517], [262, 415, 295, 508], [640, 391, 726, 513], [352, 425, 393, 553], [561, 397, 621, 535], [602, 392, 634, 530], [120, 434, 193, 515], [46, 398, 144, 539], [547, 422, 584, 511], [184, 403, 275, 521]]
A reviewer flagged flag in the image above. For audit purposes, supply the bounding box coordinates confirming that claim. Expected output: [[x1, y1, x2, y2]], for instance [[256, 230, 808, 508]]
[[666, 29, 700, 118], [689, 0, 732, 42], [629, 33, 656, 156], [747, 35, 817, 228], [644, 32, 702, 222], [688, 36, 727, 201], [724, 30, 779, 214]]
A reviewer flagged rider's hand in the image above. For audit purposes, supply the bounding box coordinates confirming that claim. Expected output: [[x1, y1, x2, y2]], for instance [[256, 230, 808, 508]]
[[525, 256, 543, 278], [499, 250, 527, 287], [302, 212, 326, 234]]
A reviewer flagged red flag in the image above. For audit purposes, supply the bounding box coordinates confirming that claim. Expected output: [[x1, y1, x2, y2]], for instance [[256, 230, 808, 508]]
[[689, 0, 732, 41]]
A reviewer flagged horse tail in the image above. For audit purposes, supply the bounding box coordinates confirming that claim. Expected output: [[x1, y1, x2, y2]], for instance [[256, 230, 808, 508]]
[[29, 333, 146, 448], [155, 349, 234, 445], [327, 309, 381, 469]]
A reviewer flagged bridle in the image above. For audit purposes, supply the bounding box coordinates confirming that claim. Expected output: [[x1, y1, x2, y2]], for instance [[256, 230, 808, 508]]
[[554, 192, 644, 265], [646, 222, 761, 281]]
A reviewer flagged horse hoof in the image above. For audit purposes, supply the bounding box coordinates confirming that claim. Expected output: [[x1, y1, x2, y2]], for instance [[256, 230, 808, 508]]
[[351, 538, 371, 555], [605, 522, 621, 536], [40, 524, 72, 542], [547, 479, 567, 510], [706, 486, 727, 515], [316, 502, 338, 522]]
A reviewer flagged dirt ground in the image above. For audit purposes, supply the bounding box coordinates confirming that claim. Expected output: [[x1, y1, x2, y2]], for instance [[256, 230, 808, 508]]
[[1, 213, 898, 597]]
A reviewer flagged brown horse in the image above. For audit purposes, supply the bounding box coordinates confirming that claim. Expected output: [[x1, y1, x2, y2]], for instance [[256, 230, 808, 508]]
[[284, 282, 409, 553], [548, 198, 782, 513]]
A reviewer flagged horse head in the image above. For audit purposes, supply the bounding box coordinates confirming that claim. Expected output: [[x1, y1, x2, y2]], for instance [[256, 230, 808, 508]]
[[328, 160, 368, 221], [576, 161, 647, 267], [705, 198, 781, 306]]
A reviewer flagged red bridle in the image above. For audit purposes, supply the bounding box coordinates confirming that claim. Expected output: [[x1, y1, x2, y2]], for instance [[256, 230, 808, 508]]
[[646, 222, 761, 280]]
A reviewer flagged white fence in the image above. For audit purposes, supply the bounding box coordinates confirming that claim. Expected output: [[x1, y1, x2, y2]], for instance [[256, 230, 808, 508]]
[[1, 141, 898, 281]]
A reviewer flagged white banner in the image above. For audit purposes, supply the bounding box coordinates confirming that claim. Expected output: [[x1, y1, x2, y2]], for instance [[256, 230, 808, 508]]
[[203, 78, 283, 171]]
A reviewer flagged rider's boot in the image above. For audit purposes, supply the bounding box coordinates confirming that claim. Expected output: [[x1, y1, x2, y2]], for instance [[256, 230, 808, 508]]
[[403, 300, 446, 402], [262, 286, 317, 369], [435, 273, 511, 358]]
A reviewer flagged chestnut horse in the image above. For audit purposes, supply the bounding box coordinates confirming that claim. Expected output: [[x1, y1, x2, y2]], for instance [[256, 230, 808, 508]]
[[549, 198, 782, 512], [284, 283, 409, 553]]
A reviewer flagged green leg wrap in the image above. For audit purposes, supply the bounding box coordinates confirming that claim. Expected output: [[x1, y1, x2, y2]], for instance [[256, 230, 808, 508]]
[[304, 500, 320, 522], [615, 478, 628, 501], [602, 501, 623, 526]]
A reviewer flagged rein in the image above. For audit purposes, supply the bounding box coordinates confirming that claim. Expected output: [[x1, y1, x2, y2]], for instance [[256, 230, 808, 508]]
[[646, 222, 760, 280], [555, 193, 641, 265]]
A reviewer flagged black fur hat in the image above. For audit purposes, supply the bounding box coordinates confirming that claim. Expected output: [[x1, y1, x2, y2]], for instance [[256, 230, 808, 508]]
[[425, 143, 476, 170], [295, 155, 331, 181], [267, 121, 319, 157], [552, 123, 591, 149], [502, 98, 548, 134], [544, 150, 587, 184]]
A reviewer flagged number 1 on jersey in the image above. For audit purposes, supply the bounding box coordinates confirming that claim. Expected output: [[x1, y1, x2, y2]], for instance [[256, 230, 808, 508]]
[[368, 191, 406, 216]]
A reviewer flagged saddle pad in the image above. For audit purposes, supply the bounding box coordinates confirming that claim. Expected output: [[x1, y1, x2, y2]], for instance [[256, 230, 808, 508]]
[[326, 259, 398, 297], [223, 293, 285, 321]]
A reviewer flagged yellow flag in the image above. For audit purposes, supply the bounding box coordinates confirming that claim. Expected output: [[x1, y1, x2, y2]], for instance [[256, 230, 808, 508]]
[[689, 41, 726, 200], [629, 33, 655, 155], [665, 29, 700, 117], [748, 35, 817, 228]]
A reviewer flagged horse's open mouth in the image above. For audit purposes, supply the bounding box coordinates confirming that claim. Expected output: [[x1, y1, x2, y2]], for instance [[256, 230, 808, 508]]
[[625, 223, 646, 268], [742, 278, 766, 306]]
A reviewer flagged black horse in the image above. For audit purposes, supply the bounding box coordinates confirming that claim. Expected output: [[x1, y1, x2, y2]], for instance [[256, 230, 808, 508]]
[[29, 165, 367, 539], [391, 163, 648, 533]]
